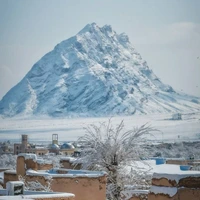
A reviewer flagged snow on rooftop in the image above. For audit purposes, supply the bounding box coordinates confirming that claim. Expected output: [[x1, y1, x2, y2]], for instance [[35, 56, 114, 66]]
[[0, 189, 74, 199], [124, 160, 200, 182], [36, 159, 52, 165], [151, 160, 200, 183], [60, 157, 83, 165], [0, 197, 34, 200], [6, 181, 24, 185], [60, 157, 77, 162], [126, 189, 149, 194], [130, 160, 200, 173], [150, 186, 177, 197], [34, 146, 45, 149], [18, 153, 37, 161], [22, 193, 74, 199], [153, 171, 200, 183], [4, 170, 16, 174], [26, 168, 107, 178]]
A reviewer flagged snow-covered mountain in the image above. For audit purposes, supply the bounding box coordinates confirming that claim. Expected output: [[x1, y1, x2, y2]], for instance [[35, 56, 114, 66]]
[[0, 23, 200, 117]]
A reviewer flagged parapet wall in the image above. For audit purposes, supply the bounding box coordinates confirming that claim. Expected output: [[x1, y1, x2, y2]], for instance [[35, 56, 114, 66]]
[[17, 156, 37, 177], [148, 172, 200, 200], [53, 176, 106, 200], [16, 154, 53, 176], [3, 171, 18, 188], [166, 160, 188, 165], [166, 159, 200, 166], [25, 169, 107, 200], [37, 163, 53, 170]]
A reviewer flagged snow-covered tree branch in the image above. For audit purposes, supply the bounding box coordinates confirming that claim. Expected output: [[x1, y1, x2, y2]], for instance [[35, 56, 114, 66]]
[[0, 154, 17, 169], [77, 119, 157, 200], [18, 175, 52, 192]]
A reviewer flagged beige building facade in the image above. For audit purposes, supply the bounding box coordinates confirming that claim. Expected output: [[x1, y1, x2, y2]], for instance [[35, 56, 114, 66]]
[[14, 135, 49, 156], [4, 154, 107, 200]]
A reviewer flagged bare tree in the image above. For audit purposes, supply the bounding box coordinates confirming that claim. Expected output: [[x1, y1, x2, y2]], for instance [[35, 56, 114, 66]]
[[0, 154, 17, 169], [78, 119, 156, 200]]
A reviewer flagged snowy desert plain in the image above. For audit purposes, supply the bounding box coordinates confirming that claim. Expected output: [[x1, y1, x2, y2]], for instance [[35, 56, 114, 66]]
[[0, 23, 200, 146], [0, 112, 200, 144]]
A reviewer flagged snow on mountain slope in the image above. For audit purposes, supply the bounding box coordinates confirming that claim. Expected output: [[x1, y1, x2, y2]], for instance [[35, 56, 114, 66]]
[[0, 23, 200, 117]]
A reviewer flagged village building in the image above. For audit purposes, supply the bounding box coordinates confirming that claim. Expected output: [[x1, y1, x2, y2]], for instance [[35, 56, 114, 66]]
[[49, 134, 75, 155], [2, 154, 200, 200], [3, 154, 107, 200], [14, 135, 48, 156], [13, 134, 75, 156]]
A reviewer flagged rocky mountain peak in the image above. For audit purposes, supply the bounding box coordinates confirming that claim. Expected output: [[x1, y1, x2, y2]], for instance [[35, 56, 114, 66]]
[[0, 23, 199, 117]]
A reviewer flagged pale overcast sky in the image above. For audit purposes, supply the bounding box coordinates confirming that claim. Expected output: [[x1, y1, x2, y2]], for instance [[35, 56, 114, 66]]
[[0, 0, 200, 100]]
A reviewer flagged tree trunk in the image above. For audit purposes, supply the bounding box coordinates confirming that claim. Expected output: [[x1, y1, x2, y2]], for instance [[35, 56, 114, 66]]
[[107, 167, 122, 200]]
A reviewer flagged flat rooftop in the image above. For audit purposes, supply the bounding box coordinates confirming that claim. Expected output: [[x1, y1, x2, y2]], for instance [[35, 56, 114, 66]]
[[26, 168, 107, 178]]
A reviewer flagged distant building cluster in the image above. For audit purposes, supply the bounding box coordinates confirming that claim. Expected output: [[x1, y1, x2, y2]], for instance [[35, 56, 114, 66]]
[[48, 134, 76, 155], [0, 134, 76, 156]]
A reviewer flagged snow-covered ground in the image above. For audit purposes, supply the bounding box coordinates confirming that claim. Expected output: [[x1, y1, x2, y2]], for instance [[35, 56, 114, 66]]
[[0, 112, 199, 144]]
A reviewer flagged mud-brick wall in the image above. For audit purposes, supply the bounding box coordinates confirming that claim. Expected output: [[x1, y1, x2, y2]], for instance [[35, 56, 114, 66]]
[[33, 197, 73, 200], [166, 159, 200, 166], [60, 160, 81, 170], [25, 175, 107, 200], [17, 155, 53, 173], [51, 176, 107, 200], [37, 163, 53, 170], [148, 174, 200, 200], [17, 156, 37, 177], [148, 189, 200, 200], [27, 195, 75, 200], [178, 188, 200, 200], [166, 160, 188, 165], [3, 171, 18, 188]]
